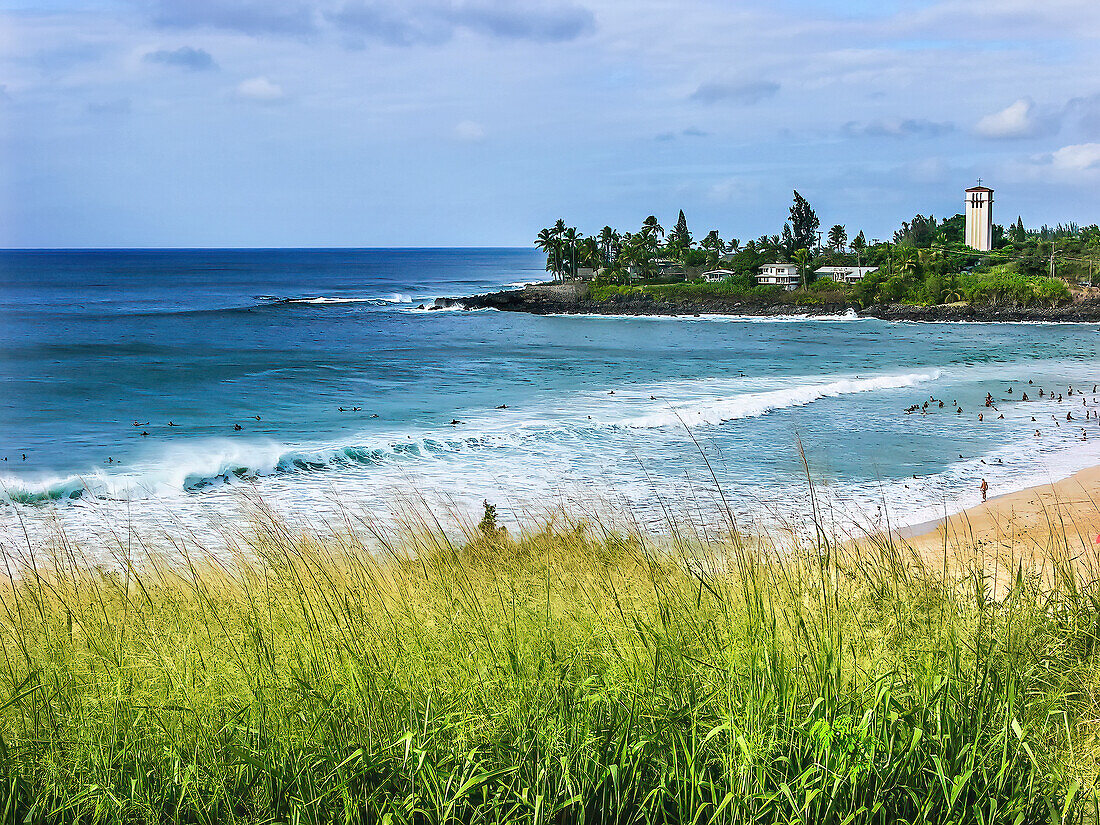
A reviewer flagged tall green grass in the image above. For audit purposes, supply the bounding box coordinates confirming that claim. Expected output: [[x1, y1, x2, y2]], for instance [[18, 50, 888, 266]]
[[1, 499, 1098, 823]]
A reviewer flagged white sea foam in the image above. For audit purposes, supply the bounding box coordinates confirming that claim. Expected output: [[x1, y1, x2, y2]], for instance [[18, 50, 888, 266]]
[[541, 308, 865, 323], [8, 360, 1100, 560], [0, 368, 945, 506], [269, 294, 417, 305], [406, 304, 498, 314], [618, 371, 940, 429], [291, 296, 382, 305]]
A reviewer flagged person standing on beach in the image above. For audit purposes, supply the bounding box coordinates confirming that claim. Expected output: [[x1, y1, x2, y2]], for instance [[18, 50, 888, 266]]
[[980, 478, 988, 503]]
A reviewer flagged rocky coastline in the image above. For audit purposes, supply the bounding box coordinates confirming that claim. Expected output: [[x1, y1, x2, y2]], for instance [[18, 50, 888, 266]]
[[433, 283, 1100, 323]]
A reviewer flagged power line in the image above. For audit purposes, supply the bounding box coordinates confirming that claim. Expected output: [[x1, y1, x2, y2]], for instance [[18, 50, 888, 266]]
[[927, 244, 1100, 268]]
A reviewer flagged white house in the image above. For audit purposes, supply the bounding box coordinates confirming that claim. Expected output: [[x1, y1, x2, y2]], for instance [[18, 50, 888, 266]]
[[757, 263, 801, 290], [701, 268, 735, 282], [815, 266, 878, 284]]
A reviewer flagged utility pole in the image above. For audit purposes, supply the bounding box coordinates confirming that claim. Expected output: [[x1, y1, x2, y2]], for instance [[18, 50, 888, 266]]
[[1049, 243, 1057, 280]]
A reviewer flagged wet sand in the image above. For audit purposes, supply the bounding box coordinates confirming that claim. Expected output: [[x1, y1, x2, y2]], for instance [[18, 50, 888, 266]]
[[902, 465, 1100, 590]]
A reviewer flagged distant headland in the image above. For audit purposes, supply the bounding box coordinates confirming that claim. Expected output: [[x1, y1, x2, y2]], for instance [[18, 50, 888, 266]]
[[440, 187, 1100, 320]]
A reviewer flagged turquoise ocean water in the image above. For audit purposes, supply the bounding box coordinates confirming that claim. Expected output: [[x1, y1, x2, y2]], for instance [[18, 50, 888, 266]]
[[2, 248, 1100, 546]]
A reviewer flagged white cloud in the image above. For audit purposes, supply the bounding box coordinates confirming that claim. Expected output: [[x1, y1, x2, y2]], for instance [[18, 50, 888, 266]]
[[1000, 142, 1100, 184], [1051, 143, 1100, 172], [453, 120, 486, 141], [888, 0, 1100, 42], [974, 98, 1049, 139], [235, 76, 285, 101]]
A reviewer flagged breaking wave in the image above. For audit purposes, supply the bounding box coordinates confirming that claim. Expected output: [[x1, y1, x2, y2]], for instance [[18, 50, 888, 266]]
[[622, 371, 939, 428], [0, 369, 940, 506], [258, 293, 414, 306]]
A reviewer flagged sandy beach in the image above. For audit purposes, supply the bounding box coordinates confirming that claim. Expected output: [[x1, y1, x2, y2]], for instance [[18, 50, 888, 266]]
[[904, 465, 1100, 591]]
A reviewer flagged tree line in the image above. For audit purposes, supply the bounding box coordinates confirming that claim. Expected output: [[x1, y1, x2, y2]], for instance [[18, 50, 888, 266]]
[[537, 192, 865, 288], [537, 191, 1100, 306]]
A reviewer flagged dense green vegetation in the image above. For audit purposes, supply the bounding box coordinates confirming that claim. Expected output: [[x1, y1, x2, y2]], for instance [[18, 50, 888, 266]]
[[538, 194, 1098, 308], [589, 278, 789, 304], [1, 503, 1098, 822], [588, 267, 1070, 308]]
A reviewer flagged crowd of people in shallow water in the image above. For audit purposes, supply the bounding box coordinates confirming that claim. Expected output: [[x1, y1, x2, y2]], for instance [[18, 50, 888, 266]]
[[899, 380, 1100, 503]]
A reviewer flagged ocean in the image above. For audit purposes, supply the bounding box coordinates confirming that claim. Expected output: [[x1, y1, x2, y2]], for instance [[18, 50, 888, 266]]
[[3, 248, 1100, 548]]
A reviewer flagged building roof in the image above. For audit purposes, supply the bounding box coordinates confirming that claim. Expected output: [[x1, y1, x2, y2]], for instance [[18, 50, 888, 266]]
[[760, 262, 798, 269], [815, 266, 878, 274], [701, 269, 734, 275], [965, 186, 993, 192]]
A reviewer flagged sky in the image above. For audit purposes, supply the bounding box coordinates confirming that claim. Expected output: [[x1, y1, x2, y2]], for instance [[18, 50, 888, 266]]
[[2, 0, 1100, 247]]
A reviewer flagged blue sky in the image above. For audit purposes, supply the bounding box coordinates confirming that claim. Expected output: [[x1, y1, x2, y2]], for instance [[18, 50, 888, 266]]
[[3, 0, 1100, 247]]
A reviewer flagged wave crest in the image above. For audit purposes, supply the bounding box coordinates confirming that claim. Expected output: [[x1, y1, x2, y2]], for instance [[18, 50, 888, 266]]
[[1, 369, 940, 506], [621, 371, 940, 428]]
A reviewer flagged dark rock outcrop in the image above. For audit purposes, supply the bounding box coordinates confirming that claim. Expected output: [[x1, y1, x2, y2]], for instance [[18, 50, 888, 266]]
[[435, 284, 1100, 323]]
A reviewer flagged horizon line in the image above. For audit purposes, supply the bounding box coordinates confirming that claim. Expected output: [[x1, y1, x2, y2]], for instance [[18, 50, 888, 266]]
[[0, 245, 540, 252]]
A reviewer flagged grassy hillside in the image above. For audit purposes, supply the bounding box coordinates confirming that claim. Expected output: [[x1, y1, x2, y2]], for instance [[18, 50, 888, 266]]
[[1, 502, 1097, 823]]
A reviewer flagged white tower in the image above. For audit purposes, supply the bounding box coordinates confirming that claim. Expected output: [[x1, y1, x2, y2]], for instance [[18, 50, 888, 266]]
[[965, 183, 993, 251]]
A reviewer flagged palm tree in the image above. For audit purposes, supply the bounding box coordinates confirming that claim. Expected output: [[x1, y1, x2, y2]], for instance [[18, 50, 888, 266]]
[[550, 219, 567, 281], [641, 216, 664, 242], [943, 275, 963, 303], [597, 226, 615, 268], [897, 246, 919, 278], [758, 234, 782, 261], [535, 228, 559, 281], [828, 224, 847, 252], [850, 231, 867, 268], [726, 238, 741, 254], [698, 231, 723, 268], [918, 247, 943, 274], [562, 226, 580, 280], [578, 236, 600, 275], [792, 248, 813, 289], [624, 232, 657, 280]]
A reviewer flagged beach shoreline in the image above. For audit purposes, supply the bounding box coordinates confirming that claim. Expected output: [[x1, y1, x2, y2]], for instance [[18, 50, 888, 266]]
[[900, 463, 1100, 584]]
